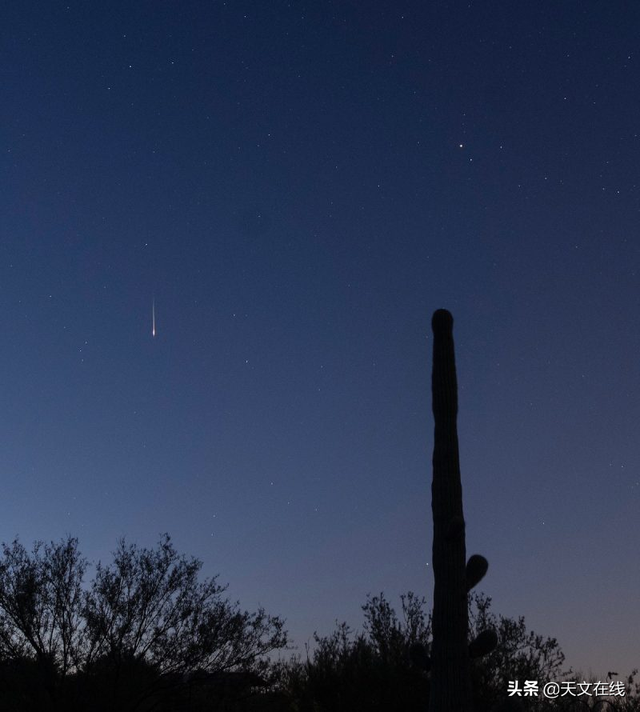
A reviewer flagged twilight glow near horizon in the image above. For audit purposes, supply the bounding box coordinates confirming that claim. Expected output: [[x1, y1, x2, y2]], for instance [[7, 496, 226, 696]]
[[2, 1, 639, 679]]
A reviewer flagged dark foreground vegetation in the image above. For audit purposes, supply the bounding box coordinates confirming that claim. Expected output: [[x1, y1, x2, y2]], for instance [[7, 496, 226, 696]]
[[0, 534, 636, 711]]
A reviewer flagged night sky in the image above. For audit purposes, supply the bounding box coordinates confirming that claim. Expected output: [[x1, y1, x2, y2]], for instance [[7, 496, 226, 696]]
[[3, 1, 639, 681]]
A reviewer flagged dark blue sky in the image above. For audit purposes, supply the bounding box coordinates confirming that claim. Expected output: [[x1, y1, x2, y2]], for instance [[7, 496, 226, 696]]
[[2, 1, 639, 679]]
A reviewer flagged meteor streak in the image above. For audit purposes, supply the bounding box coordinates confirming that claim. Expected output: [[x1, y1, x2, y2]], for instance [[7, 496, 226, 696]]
[[152, 298, 156, 337]]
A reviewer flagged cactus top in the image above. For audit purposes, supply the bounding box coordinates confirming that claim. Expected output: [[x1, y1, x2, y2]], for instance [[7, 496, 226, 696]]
[[431, 308, 454, 333]]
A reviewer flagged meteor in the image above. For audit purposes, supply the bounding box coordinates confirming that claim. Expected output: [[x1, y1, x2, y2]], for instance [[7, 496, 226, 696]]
[[152, 298, 156, 337]]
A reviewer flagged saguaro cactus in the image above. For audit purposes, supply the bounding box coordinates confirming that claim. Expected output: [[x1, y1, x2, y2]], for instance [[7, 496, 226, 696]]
[[428, 309, 496, 712]]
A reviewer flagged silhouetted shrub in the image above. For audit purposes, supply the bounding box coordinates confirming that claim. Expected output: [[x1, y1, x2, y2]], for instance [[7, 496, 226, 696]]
[[0, 534, 287, 711]]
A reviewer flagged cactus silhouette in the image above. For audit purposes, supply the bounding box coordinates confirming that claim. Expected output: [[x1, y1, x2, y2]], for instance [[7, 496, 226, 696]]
[[428, 309, 497, 712]]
